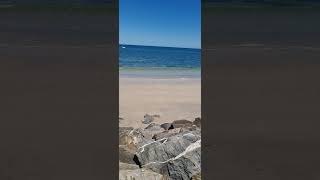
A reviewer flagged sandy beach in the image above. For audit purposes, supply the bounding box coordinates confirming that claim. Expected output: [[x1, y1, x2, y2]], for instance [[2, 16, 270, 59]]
[[119, 75, 201, 128]]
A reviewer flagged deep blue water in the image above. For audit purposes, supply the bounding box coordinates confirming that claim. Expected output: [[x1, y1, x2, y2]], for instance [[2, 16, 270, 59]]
[[119, 45, 201, 70]]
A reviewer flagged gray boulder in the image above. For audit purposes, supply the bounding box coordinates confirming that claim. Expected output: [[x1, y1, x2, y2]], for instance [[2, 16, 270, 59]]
[[134, 130, 201, 180], [179, 125, 198, 133], [191, 173, 201, 180], [142, 123, 166, 139], [119, 127, 153, 150], [152, 128, 181, 141], [172, 119, 193, 128], [145, 123, 163, 131]]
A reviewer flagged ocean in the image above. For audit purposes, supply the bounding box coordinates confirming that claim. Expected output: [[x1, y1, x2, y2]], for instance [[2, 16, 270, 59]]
[[119, 45, 201, 78]]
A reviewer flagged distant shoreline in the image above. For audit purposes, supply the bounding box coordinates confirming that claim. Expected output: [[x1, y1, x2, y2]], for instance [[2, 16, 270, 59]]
[[119, 67, 201, 79]]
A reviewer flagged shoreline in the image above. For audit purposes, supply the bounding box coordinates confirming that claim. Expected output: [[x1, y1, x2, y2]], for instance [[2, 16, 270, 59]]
[[119, 69, 201, 128], [119, 68, 201, 80]]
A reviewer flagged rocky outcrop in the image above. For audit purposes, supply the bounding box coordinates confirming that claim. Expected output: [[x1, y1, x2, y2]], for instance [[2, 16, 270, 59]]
[[172, 119, 193, 128], [119, 117, 201, 180], [119, 127, 153, 150], [152, 128, 181, 140], [134, 130, 201, 179], [191, 173, 201, 180]]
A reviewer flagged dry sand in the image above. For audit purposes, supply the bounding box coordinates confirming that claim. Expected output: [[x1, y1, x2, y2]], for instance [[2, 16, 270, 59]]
[[119, 76, 201, 128]]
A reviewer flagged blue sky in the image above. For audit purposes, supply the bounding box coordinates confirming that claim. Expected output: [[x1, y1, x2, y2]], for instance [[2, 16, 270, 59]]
[[120, 0, 201, 49]]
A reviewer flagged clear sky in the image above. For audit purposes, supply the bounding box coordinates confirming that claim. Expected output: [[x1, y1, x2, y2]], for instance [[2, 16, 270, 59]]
[[120, 0, 201, 49]]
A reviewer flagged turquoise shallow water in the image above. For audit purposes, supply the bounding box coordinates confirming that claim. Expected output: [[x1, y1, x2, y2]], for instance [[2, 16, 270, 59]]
[[119, 45, 201, 78]]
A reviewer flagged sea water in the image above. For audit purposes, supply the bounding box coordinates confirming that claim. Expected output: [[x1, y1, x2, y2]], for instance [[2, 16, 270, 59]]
[[119, 45, 201, 78]]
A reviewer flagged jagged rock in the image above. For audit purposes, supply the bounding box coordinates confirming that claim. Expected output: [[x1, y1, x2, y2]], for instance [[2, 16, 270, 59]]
[[140, 123, 166, 139], [160, 123, 174, 130], [119, 127, 134, 146], [119, 127, 153, 150], [145, 123, 163, 131], [179, 125, 197, 133], [119, 162, 165, 180], [172, 119, 193, 128], [119, 145, 136, 164], [193, 117, 201, 128], [152, 128, 181, 141], [191, 173, 201, 180], [134, 130, 201, 180]]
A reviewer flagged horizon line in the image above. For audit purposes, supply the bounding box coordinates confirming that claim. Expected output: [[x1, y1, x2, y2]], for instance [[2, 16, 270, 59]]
[[119, 44, 201, 50]]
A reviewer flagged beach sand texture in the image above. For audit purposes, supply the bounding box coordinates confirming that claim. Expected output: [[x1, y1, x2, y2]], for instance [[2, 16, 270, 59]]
[[119, 76, 201, 128]]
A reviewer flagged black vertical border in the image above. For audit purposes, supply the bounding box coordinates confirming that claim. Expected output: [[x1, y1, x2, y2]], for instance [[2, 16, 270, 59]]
[[0, 1, 119, 179], [202, 1, 320, 180]]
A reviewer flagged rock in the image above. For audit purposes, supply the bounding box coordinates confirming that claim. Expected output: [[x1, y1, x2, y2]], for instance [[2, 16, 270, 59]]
[[119, 127, 134, 146], [141, 123, 166, 139], [179, 125, 197, 133], [191, 173, 201, 180], [142, 114, 161, 124], [119, 145, 136, 164], [119, 127, 153, 150], [134, 130, 201, 180], [152, 128, 181, 141], [145, 123, 163, 131], [143, 114, 155, 124], [119, 162, 165, 180], [160, 123, 174, 130], [172, 119, 193, 128], [193, 117, 201, 128], [119, 127, 134, 133]]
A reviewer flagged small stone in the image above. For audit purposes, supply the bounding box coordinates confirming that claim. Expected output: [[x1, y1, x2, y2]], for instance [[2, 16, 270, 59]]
[[193, 117, 201, 128], [142, 114, 154, 124], [160, 123, 174, 130]]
